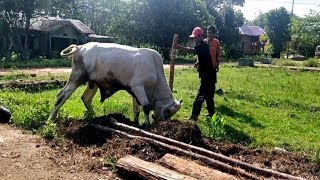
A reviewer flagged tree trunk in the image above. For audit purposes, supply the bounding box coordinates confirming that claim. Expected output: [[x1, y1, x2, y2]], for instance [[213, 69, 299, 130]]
[[23, 13, 31, 60], [116, 155, 197, 180], [158, 154, 239, 180]]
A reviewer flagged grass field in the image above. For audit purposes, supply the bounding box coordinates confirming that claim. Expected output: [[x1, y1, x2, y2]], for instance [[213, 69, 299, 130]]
[[0, 66, 319, 160]]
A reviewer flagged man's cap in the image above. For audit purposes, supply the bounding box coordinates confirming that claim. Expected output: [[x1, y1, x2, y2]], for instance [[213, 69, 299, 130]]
[[189, 27, 203, 38]]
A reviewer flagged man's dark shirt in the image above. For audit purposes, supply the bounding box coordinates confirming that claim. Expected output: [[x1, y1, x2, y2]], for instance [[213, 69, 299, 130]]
[[194, 40, 216, 83]]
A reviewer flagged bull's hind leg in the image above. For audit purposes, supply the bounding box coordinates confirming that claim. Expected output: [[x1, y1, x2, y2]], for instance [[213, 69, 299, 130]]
[[49, 81, 80, 120], [132, 97, 140, 124], [81, 82, 98, 118], [131, 87, 151, 127]]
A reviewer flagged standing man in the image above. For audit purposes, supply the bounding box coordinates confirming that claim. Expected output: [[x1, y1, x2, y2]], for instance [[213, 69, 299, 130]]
[[173, 27, 216, 121], [194, 25, 221, 72], [204, 25, 221, 72]]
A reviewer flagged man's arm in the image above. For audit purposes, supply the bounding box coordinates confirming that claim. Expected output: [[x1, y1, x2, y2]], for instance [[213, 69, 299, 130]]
[[216, 40, 221, 69], [173, 44, 196, 54]]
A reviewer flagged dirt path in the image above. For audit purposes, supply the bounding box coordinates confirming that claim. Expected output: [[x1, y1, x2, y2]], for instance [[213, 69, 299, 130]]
[[0, 64, 194, 76], [0, 124, 113, 180]]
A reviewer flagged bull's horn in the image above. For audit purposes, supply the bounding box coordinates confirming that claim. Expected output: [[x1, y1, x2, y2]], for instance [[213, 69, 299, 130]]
[[60, 44, 78, 57]]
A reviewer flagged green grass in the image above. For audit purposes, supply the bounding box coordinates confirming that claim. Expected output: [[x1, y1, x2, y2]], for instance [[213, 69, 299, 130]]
[[0, 58, 71, 69], [272, 58, 320, 68], [0, 66, 320, 160]]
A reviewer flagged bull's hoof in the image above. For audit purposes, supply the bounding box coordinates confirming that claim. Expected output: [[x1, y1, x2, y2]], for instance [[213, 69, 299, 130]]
[[0, 106, 11, 124], [133, 120, 140, 127], [141, 122, 151, 130], [84, 111, 95, 119]]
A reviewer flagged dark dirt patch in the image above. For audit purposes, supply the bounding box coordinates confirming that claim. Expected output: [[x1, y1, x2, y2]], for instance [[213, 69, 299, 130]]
[[0, 80, 66, 91], [53, 114, 319, 180]]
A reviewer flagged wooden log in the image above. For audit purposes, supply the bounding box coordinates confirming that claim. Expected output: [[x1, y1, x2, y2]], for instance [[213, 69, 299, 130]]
[[158, 154, 239, 180], [116, 155, 197, 180], [169, 33, 179, 91], [109, 118, 306, 180], [92, 124, 259, 180]]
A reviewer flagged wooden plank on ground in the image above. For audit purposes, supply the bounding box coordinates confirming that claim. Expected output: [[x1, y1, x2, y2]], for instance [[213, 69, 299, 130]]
[[116, 155, 196, 180], [158, 154, 239, 180]]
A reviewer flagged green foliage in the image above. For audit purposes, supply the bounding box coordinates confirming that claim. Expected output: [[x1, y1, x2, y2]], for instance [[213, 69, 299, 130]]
[[107, 0, 213, 58], [265, 7, 291, 55], [259, 33, 268, 43], [0, 58, 71, 69], [206, 1, 245, 59], [303, 58, 320, 67], [264, 43, 273, 56], [199, 113, 227, 140], [290, 11, 320, 57], [252, 12, 268, 29], [41, 120, 58, 139], [103, 156, 118, 172]]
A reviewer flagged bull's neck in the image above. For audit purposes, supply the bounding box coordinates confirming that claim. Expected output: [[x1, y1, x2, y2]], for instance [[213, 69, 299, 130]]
[[154, 78, 173, 102]]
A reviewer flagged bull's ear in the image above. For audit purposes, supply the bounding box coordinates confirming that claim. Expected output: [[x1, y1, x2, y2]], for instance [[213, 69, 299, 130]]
[[179, 100, 182, 104]]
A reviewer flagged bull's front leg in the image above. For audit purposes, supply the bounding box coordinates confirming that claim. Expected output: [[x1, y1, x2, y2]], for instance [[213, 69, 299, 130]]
[[48, 81, 80, 120], [132, 97, 140, 124], [131, 86, 151, 127], [81, 82, 98, 118]]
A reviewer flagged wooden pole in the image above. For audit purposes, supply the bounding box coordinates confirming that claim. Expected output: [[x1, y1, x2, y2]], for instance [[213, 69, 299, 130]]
[[116, 155, 197, 180], [108, 118, 306, 180], [169, 34, 179, 91]]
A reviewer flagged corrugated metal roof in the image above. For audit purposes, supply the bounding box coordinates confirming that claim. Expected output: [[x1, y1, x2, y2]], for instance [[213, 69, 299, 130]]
[[30, 17, 95, 34], [87, 34, 113, 39], [239, 25, 265, 37]]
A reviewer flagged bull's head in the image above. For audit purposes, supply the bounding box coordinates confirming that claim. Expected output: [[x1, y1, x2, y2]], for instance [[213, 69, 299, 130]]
[[165, 99, 182, 119], [153, 100, 182, 121]]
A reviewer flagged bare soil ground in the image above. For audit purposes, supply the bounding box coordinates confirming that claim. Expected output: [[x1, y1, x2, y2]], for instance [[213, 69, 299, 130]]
[[0, 123, 116, 180], [0, 65, 194, 76], [2, 114, 319, 180]]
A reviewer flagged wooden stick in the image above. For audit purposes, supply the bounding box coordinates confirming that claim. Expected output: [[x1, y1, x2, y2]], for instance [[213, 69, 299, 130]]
[[109, 118, 306, 180], [169, 34, 179, 91], [158, 154, 239, 180], [92, 124, 259, 180], [116, 155, 197, 180]]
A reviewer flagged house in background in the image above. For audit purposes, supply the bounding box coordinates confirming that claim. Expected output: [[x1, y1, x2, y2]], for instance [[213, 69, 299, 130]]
[[29, 17, 113, 58], [239, 24, 265, 55]]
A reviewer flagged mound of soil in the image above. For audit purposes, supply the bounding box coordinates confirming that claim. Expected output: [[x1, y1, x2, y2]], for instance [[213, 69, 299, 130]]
[[52, 114, 319, 180]]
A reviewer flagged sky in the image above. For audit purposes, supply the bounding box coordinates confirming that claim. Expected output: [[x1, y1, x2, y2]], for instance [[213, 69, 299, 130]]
[[238, 0, 320, 21]]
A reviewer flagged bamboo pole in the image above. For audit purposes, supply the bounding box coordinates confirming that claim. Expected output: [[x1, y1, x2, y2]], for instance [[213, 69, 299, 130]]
[[169, 34, 179, 91]]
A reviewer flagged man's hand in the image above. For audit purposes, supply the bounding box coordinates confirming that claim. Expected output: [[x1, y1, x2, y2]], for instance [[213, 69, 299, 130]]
[[216, 66, 219, 72], [172, 43, 180, 49], [194, 61, 199, 69]]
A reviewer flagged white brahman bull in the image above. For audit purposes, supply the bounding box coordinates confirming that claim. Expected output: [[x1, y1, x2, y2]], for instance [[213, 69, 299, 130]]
[[48, 42, 181, 126]]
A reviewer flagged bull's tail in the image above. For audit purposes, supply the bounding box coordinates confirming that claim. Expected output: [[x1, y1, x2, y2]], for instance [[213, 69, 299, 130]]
[[60, 44, 78, 57]]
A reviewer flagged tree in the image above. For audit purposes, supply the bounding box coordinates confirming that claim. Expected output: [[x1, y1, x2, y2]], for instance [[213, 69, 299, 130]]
[[205, 0, 245, 59], [264, 7, 290, 58], [252, 11, 268, 29], [107, 0, 213, 59], [299, 11, 320, 56]]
